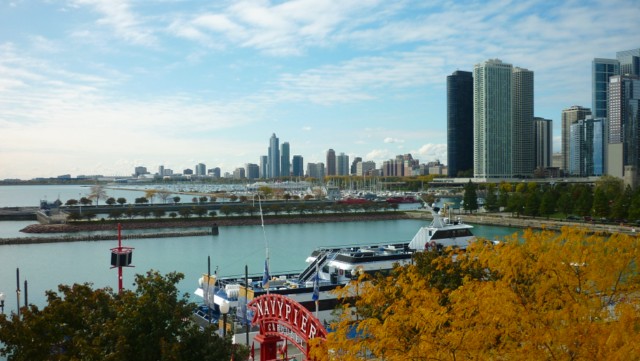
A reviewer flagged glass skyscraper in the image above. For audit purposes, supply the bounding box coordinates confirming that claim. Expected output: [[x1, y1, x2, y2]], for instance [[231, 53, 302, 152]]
[[512, 67, 535, 177], [292, 155, 304, 177], [561, 106, 591, 173], [447, 70, 474, 177], [280, 142, 290, 177], [592, 58, 620, 119], [268, 133, 280, 178]]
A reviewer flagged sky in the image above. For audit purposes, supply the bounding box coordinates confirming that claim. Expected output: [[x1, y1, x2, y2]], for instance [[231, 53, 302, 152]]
[[0, 0, 638, 179]]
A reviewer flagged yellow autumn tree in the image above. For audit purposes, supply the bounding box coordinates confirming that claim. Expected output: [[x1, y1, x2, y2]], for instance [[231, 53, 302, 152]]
[[311, 227, 640, 360]]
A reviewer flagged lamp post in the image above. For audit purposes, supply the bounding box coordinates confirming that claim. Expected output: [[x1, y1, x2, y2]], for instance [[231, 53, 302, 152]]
[[220, 299, 230, 338], [79, 193, 82, 218], [0, 292, 5, 314]]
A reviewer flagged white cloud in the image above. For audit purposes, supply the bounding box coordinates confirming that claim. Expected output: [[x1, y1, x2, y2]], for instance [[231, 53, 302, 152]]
[[414, 143, 447, 164], [384, 137, 404, 144]]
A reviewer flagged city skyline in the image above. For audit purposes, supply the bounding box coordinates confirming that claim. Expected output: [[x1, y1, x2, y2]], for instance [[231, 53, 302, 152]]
[[0, 1, 638, 179]]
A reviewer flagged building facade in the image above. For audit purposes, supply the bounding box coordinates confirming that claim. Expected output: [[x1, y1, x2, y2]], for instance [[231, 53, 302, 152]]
[[447, 70, 474, 177], [592, 58, 620, 119], [607, 75, 640, 179], [259, 155, 268, 179], [268, 133, 280, 178], [512, 67, 535, 177], [570, 117, 604, 177], [306, 162, 325, 179], [561, 106, 592, 173], [292, 155, 304, 177], [617, 48, 640, 77], [534, 117, 553, 169], [336, 153, 349, 176], [245, 163, 259, 180], [325, 149, 336, 176], [350, 157, 362, 175], [473, 59, 513, 178], [280, 142, 290, 177]]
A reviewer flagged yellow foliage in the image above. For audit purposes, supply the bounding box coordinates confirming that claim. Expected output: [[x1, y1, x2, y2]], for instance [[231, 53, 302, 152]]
[[318, 227, 640, 360]]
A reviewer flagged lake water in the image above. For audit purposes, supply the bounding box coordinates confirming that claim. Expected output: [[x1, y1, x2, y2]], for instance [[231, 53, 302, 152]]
[[0, 185, 520, 316]]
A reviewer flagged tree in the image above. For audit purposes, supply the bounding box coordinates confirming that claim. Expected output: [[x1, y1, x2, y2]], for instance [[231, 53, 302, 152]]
[[0, 271, 245, 361], [173, 196, 181, 205], [483, 185, 499, 212], [65, 198, 78, 207], [116, 197, 127, 206], [105, 197, 116, 206], [153, 209, 166, 219], [220, 205, 233, 217], [135, 197, 149, 205], [462, 180, 478, 213], [79, 197, 92, 206], [108, 210, 123, 220], [179, 208, 191, 218], [317, 228, 640, 361], [157, 189, 172, 204], [193, 206, 208, 218], [88, 184, 108, 206]]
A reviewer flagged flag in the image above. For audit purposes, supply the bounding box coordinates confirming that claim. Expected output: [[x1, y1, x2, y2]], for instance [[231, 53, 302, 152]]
[[311, 271, 320, 302], [262, 259, 270, 288]]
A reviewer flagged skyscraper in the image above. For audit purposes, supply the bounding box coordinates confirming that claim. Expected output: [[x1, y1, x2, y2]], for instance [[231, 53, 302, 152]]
[[561, 106, 591, 173], [336, 153, 349, 176], [534, 117, 553, 169], [350, 157, 362, 175], [280, 142, 290, 178], [592, 58, 620, 119], [292, 155, 304, 177], [473, 59, 513, 178], [326, 149, 336, 176], [447, 70, 474, 177], [570, 117, 604, 177], [245, 163, 259, 180], [512, 67, 535, 177], [607, 74, 640, 179], [259, 155, 268, 179], [268, 133, 280, 178], [617, 48, 640, 77]]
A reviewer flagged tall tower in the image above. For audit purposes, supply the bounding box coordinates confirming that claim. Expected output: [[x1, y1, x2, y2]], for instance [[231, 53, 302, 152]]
[[336, 153, 349, 176], [617, 48, 640, 77], [592, 58, 620, 119], [534, 117, 553, 169], [292, 155, 304, 177], [326, 149, 336, 176], [280, 142, 290, 178], [268, 133, 280, 178], [473, 59, 513, 178], [447, 70, 474, 177], [512, 67, 535, 177], [607, 74, 640, 179], [350, 157, 362, 175], [561, 106, 591, 173], [259, 155, 268, 179]]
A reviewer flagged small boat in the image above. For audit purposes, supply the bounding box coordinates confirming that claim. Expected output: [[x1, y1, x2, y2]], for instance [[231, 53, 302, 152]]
[[385, 196, 419, 203]]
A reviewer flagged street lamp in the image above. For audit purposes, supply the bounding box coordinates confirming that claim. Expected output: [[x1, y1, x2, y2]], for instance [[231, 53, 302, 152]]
[[220, 299, 230, 338], [0, 292, 5, 314]]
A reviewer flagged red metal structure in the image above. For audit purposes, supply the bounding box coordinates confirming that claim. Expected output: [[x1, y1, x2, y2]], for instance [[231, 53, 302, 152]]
[[248, 294, 327, 361], [110, 223, 134, 293]]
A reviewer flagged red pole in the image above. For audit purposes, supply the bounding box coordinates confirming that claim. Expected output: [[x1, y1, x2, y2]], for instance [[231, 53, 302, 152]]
[[118, 223, 123, 293]]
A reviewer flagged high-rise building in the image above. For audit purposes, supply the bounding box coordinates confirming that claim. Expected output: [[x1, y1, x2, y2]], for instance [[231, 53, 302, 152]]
[[570, 116, 604, 177], [561, 106, 591, 172], [195, 163, 206, 176], [607, 74, 640, 179], [447, 70, 474, 177], [337, 153, 349, 176], [326, 149, 336, 176], [306, 163, 325, 179], [280, 142, 290, 178], [259, 155, 268, 179], [158, 165, 164, 177], [356, 161, 376, 176], [512, 67, 535, 177], [592, 58, 620, 119], [534, 117, 553, 169], [268, 133, 280, 178], [617, 48, 640, 77], [292, 155, 304, 177], [350, 157, 362, 175], [233, 167, 246, 179], [245, 163, 259, 180], [473, 59, 513, 178], [208, 167, 221, 178], [134, 166, 148, 177]]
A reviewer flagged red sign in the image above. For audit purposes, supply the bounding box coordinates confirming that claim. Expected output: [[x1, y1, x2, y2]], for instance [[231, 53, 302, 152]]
[[248, 294, 327, 341]]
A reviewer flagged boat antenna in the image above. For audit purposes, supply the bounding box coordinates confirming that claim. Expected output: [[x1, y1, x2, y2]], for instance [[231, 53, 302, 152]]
[[257, 193, 270, 294]]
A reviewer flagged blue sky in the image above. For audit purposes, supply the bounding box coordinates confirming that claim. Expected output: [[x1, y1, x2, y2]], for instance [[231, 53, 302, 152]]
[[0, 0, 638, 179]]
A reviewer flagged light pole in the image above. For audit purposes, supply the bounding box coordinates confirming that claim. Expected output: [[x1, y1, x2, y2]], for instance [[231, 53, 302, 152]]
[[0, 292, 5, 314], [220, 299, 230, 338], [79, 193, 82, 218]]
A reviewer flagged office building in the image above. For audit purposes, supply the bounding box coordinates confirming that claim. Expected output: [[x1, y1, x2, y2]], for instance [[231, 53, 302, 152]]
[[326, 149, 336, 176], [259, 156, 268, 179], [534, 117, 553, 169], [607, 75, 640, 179], [592, 58, 620, 119], [561, 106, 591, 173], [195, 163, 206, 176], [208, 167, 220, 178], [473, 59, 513, 178], [134, 166, 148, 177], [307, 163, 325, 179], [268, 133, 280, 178], [245, 163, 259, 180], [512, 67, 535, 177], [447, 70, 474, 177], [337, 153, 349, 176], [570, 116, 604, 177], [281, 142, 290, 177], [292, 155, 304, 177], [356, 161, 376, 176], [350, 157, 362, 175], [233, 167, 246, 179], [617, 48, 640, 76]]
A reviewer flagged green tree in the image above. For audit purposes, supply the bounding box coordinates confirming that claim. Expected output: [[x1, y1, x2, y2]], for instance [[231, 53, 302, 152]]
[[193, 206, 208, 218], [524, 191, 540, 217], [179, 208, 192, 218], [65, 198, 78, 207], [483, 185, 499, 212], [220, 205, 233, 217], [0, 271, 244, 361], [135, 197, 149, 205], [105, 197, 116, 206], [153, 209, 166, 219], [79, 197, 92, 206], [538, 188, 556, 218], [116, 197, 127, 206], [462, 181, 478, 214], [592, 187, 609, 218], [173, 196, 181, 205]]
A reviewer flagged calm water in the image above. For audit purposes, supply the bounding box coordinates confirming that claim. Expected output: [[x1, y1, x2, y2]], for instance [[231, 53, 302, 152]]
[[0, 185, 520, 316]]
